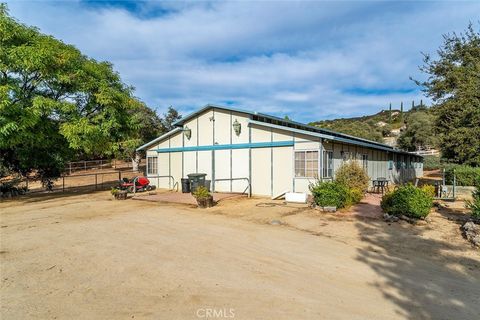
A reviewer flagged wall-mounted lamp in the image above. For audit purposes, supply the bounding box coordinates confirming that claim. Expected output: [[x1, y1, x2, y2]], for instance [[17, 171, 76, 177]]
[[183, 126, 191, 140], [233, 119, 241, 136]]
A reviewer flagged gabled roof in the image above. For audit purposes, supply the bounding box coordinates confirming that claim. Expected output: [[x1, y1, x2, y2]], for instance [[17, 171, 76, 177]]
[[175, 104, 392, 147], [172, 104, 254, 126], [136, 127, 182, 151], [142, 104, 420, 156]]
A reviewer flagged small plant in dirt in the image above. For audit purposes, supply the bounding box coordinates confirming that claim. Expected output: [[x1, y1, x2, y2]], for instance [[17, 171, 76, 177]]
[[309, 181, 351, 209], [381, 184, 433, 219], [111, 187, 127, 200], [193, 186, 214, 208], [193, 186, 210, 199], [111, 187, 119, 196], [465, 180, 480, 219]]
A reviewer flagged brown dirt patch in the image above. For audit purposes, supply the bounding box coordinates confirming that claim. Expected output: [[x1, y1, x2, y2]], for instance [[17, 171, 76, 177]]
[[1, 192, 479, 319]]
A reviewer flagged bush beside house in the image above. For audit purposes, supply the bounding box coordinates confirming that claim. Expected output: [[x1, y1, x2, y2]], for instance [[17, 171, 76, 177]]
[[310, 162, 369, 210], [334, 162, 369, 204], [381, 184, 433, 219], [309, 181, 351, 209]]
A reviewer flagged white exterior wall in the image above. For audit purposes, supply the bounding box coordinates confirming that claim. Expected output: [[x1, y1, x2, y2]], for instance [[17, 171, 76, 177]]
[[249, 126, 295, 196], [145, 107, 423, 196]]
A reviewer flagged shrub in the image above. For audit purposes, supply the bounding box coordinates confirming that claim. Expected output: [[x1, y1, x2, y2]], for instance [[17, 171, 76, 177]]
[[348, 188, 364, 205], [309, 181, 351, 209], [110, 187, 119, 196], [443, 164, 480, 186], [423, 155, 442, 171], [420, 185, 436, 198], [335, 162, 370, 192], [381, 184, 433, 219], [0, 176, 24, 194], [193, 186, 210, 199], [465, 185, 480, 219]]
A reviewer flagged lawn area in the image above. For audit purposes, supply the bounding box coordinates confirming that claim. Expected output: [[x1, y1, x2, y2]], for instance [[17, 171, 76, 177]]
[[1, 191, 479, 319]]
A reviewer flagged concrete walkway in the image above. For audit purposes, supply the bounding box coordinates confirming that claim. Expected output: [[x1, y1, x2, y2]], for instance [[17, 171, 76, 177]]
[[340, 193, 383, 219]]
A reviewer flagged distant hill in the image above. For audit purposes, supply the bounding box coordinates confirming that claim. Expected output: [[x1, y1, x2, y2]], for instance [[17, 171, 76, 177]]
[[309, 105, 430, 146]]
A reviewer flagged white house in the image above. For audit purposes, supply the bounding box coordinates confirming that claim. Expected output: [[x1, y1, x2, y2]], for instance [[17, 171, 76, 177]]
[[137, 104, 423, 197]]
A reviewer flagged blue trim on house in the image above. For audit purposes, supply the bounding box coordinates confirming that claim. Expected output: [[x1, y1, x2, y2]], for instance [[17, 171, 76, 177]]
[[172, 104, 399, 152], [144, 104, 419, 157], [155, 141, 294, 153]]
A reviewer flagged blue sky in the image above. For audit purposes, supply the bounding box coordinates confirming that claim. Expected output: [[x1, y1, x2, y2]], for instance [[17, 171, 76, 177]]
[[7, 0, 480, 122]]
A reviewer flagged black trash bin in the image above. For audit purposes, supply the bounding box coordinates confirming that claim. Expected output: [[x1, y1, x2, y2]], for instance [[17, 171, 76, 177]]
[[187, 173, 207, 193], [181, 178, 190, 193]]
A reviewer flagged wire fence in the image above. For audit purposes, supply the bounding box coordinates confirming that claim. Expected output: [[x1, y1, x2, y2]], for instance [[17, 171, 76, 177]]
[[65, 159, 144, 174], [6, 171, 144, 195]]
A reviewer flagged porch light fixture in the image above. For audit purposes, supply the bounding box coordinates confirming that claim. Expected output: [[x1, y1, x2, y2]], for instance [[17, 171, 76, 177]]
[[184, 126, 192, 140], [233, 119, 241, 136]]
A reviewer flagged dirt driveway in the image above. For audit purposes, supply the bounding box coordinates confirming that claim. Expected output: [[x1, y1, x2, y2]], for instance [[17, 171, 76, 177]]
[[1, 192, 479, 319]]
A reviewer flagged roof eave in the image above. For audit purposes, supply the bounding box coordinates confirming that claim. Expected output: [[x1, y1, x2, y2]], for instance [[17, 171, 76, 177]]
[[136, 127, 182, 151]]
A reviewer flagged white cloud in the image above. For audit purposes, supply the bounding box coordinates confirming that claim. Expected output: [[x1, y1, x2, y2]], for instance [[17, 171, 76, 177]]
[[6, 0, 480, 121]]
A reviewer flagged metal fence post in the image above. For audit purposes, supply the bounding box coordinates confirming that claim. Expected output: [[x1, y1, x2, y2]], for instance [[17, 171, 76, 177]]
[[62, 176, 65, 192], [95, 174, 98, 190]]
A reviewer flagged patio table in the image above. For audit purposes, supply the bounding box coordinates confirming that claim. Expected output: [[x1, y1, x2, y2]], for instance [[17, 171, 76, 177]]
[[372, 178, 389, 194]]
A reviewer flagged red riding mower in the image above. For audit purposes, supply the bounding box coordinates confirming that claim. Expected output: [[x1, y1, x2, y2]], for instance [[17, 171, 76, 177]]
[[118, 176, 155, 193]]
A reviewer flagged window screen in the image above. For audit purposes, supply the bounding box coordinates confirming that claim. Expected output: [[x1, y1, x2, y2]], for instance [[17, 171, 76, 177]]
[[362, 154, 368, 171], [323, 150, 333, 178], [147, 156, 158, 175], [295, 151, 318, 178]]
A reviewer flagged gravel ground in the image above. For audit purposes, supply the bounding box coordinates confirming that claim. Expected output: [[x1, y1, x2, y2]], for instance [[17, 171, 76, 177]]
[[1, 191, 479, 319]]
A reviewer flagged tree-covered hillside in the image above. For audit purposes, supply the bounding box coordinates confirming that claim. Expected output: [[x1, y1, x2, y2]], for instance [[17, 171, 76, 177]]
[[309, 105, 422, 143]]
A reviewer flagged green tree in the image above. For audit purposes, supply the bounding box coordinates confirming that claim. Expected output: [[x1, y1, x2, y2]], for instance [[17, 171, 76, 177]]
[[160, 106, 182, 132], [0, 5, 149, 182], [414, 23, 480, 166], [397, 111, 438, 151], [117, 105, 181, 171]]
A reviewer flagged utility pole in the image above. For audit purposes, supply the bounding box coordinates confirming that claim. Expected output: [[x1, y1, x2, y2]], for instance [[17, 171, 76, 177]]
[[400, 102, 404, 123], [389, 103, 392, 124]]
